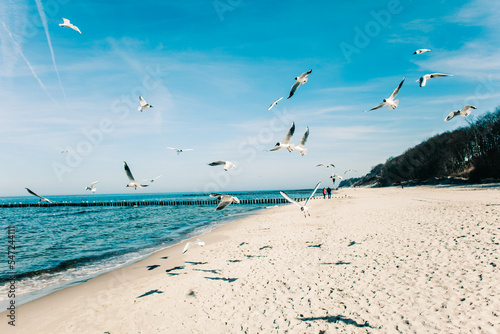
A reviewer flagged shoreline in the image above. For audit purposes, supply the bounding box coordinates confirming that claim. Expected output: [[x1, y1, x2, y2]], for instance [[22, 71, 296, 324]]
[[1, 185, 499, 333]]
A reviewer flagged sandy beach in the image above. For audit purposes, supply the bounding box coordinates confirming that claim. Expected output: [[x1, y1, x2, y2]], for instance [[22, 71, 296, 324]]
[[2, 185, 499, 333]]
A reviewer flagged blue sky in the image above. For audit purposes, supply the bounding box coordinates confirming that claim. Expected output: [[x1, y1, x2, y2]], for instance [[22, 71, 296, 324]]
[[1, 0, 499, 196]]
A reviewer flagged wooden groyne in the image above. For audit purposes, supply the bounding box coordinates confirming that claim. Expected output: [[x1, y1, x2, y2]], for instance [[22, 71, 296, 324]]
[[0, 197, 320, 208]]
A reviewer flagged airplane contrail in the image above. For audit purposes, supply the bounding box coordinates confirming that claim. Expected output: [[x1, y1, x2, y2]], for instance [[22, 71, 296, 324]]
[[35, 0, 67, 102], [1, 22, 60, 106]]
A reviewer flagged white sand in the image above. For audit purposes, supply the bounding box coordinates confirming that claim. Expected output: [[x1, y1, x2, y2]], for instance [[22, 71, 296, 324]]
[[1, 185, 499, 333]]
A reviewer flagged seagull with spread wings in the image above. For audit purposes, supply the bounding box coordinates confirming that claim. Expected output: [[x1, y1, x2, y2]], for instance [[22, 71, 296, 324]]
[[166, 147, 194, 155], [445, 105, 476, 122], [413, 48, 431, 55], [182, 239, 205, 254], [144, 175, 162, 183], [25, 188, 55, 203], [138, 96, 153, 112], [288, 70, 312, 99], [317, 163, 335, 168], [59, 18, 81, 34], [208, 160, 236, 171], [270, 122, 295, 152], [209, 194, 240, 211], [417, 73, 452, 87], [294, 127, 309, 156], [124, 161, 150, 189], [365, 77, 405, 112], [268, 97, 283, 110], [280, 182, 321, 217], [85, 181, 99, 193]]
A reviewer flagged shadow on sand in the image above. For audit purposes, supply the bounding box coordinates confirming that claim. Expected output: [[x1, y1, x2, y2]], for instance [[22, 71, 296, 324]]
[[298, 315, 372, 328]]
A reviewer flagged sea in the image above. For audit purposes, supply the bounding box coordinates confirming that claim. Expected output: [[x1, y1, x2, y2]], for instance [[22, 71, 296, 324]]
[[0, 189, 315, 308]]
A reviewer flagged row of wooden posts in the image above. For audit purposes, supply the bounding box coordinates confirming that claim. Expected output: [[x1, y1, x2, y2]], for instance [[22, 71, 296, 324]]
[[0, 197, 321, 208]]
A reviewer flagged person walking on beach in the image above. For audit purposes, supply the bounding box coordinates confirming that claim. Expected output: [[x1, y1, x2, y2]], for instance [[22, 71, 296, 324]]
[[322, 187, 327, 199], [327, 187, 332, 199]]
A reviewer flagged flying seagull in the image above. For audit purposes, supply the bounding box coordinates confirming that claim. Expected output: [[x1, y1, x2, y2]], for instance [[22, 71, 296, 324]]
[[294, 127, 309, 156], [138, 96, 153, 112], [182, 239, 205, 254], [85, 181, 99, 193], [270, 122, 295, 152], [344, 169, 357, 174], [413, 49, 431, 55], [288, 70, 312, 99], [445, 105, 476, 122], [317, 163, 335, 168], [209, 194, 240, 211], [417, 73, 452, 87], [144, 175, 162, 183], [123, 161, 150, 189], [208, 160, 236, 171], [280, 182, 321, 217], [365, 77, 405, 112], [166, 147, 194, 155], [25, 188, 55, 203], [59, 18, 81, 34], [268, 97, 283, 110]]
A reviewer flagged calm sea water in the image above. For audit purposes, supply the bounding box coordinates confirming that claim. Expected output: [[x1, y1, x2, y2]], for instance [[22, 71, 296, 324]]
[[0, 190, 315, 307]]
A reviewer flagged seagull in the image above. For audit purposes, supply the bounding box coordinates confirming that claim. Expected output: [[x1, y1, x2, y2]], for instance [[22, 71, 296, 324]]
[[330, 173, 343, 180], [25, 188, 55, 203], [59, 18, 81, 34], [445, 105, 476, 122], [317, 163, 335, 168], [144, 175, 162, 183], [60, 150, 68, 154], [268, 97, 283, 110], [182, 239, 205, 254], [209, 194, 240, 211], [208, 160, 236, 171], [294, 127, 309, 156], [413, 49, 431, 55], [344, 169, 357, 174], [138, 96, 153, 112], [365, 77, 405, 112], [85, 181, 99, 193], [417, 73, 452, 87], [280, 182, 321, 217], [270, 122, 295, 152], [166, 147, 194, 155], [124, 161, 150, 189], [288, 70, 312, 99]]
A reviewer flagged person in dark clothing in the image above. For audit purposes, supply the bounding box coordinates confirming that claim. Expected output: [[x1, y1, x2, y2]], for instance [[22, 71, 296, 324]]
[[326, 187, 332, 199]]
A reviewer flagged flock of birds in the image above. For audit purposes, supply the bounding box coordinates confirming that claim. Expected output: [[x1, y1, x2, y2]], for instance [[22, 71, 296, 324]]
[[24, 19, 480, 249]]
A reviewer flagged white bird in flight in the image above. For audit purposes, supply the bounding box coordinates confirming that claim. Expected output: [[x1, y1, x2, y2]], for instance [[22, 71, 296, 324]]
[[294, 127, 309, 156], [144, 175, 162, 183], [208, 160, 236, 171], [138, 96, 153, 112], [330, 173, 343, 180], [417, 73, 452, 87], [317, 163, 335, 168], [365, 77, 405, 112], [270, 122, 295, 152], [413, 48, 431, 55], [288, 70, 312, 99], [182, 239, 205, 254], [59, 18, 81, 34], [124, 161, 150, 189], [85, 181, 99, 193], [344, 169, 357, 174], [268, 97, 283, 110], [280, 182, 321, 217], [445, 105, 476, 122], [209, 194, 240, 211], [25, 188, 55, 203], [166, 147, 194, 155]]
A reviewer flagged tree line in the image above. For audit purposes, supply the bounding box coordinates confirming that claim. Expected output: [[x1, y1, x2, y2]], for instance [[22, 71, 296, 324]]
[[341, 107, 500, 187]]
